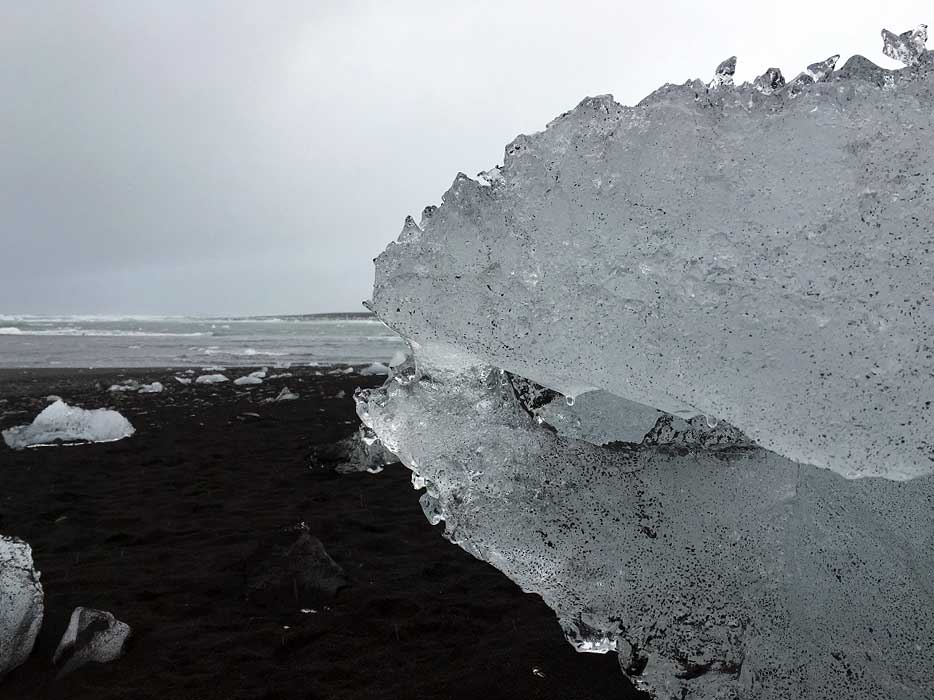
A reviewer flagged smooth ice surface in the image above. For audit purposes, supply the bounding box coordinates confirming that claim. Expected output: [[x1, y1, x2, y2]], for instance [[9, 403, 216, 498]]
[[0, 536, 43, 680], [137, 382, 164, 394], [369, 31, 934, 481], [195, 374, 229, 384], [269, 387, 299, 402], [359, 25, 934, 700], [234, 375, 263, 386], [358, 364, 934, 700], [2, 400, 135, 450]]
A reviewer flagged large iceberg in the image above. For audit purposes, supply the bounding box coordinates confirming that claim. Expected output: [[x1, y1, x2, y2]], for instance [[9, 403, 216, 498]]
[[357, 26, 934, 700], [2, 400, 135, 450]]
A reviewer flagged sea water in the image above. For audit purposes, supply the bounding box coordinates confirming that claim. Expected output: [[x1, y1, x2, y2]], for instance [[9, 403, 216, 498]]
[[0, 314, 403, 368]]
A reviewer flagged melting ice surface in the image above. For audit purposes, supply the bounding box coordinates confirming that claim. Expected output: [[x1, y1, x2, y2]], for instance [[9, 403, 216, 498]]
[[357, 26, 934, 700], [2, 401, 135, 450]]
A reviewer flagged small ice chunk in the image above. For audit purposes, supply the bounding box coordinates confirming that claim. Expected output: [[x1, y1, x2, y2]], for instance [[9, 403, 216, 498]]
[[174, 376, 192, 385], [0, 536, 43, 680], [195, 374, 229, 384], [137, 382, 163, 394], [882, 24, 928, 66], [234, 375, 263, 386], [359, 362, 390, 376], [52, 607, 131, 677], [708, 56, 736, 88], [272, 387, 299, 402], [108, 380, 139, 393], [334, 425, 398, 474], [249, 369, 267, 379], [45, 395, 62, 403], [2, 401, 135, 450]]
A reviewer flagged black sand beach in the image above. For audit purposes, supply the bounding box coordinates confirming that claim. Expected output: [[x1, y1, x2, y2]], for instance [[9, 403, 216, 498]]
[[0, 368, 645, 699]]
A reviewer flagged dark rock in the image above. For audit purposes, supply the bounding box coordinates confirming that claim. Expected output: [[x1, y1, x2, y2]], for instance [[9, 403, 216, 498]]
[[245, 527, 347, 609]]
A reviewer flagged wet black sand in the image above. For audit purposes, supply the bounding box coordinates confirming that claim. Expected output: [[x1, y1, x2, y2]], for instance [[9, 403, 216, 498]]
[[0, 367, 645, 699]]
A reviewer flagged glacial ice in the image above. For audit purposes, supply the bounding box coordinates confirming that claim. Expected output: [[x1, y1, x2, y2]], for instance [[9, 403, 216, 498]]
[[234, 375, 263, 386], [368, 26, 934, 482], [195, 374, 229, 384], [269, 387, 299, 402], [359, 362, 390, 376], [108, 380, 140, 392], [0, 536, 43, 680], [137, 382, 164, 394], [357, 26, 934, 700], [2, 401, 135, 450]]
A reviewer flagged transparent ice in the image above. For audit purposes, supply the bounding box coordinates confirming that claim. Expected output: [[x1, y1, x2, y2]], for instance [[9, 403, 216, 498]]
[[357, 26, 934, 700]]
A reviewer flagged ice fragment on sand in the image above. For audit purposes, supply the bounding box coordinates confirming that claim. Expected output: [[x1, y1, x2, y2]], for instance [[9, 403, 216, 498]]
[[137, 382, 163, 394], [108, 380, 139, 392], [368, 29, 934, 481], [234, 375, 263, 386], [195, 374, 229, 384], [359, 362, 390, 376], [334, 425, 398, 474], [52, 607, 131, 677], [0, 536, 43, 680], [358, 23, 934, 700], [174, 376, 192, 385], [270, 387, 299, 402], [2, 401, 135, 450]]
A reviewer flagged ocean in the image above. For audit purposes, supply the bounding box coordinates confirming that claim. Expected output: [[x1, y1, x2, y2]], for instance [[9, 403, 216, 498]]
[[0, 314, 404, 368]]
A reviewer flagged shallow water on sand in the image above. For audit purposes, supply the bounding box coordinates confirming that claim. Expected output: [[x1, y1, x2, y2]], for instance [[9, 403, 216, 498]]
[[0, 314, 403, 368]]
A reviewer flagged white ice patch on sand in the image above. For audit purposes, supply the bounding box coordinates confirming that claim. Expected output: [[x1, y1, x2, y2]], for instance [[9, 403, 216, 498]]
[[269, 387, 299, 402], [359, 362, 390, 376], [195, 374, 229, 384], [2, 401, 135, 450], [234, 376, 263, 386], [137, 382, 164, 394], [108, 380, 139, 392]]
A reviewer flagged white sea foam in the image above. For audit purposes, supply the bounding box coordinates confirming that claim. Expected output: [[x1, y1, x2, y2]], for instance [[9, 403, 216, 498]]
[[0, 329, 208, 337]]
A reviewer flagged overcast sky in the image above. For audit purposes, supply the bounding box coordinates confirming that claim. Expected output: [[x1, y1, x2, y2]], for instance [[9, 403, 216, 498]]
[[1, 1, 927, 315]]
